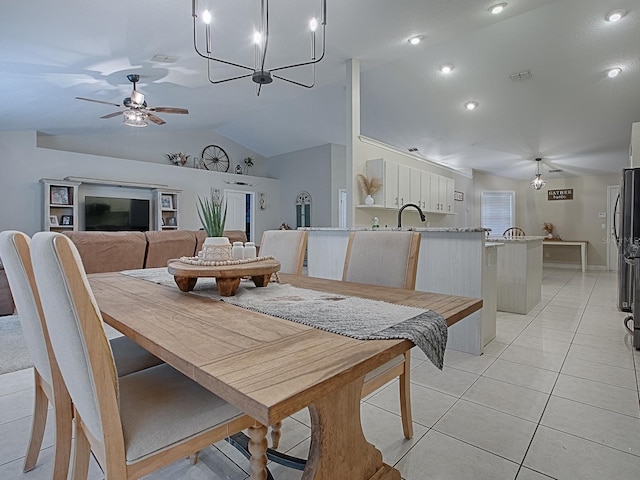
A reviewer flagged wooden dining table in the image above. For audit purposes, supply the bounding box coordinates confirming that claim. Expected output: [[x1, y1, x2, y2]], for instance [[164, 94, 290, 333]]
[[88, 272, 482, 480]]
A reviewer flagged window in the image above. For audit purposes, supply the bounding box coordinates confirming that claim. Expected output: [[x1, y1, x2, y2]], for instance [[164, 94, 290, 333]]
[[481, 191, 515, 236]]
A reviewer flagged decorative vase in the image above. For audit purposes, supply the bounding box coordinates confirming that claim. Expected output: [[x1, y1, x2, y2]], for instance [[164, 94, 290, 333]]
[[364, 195, 375, 205], [200, 237, 232, 261]]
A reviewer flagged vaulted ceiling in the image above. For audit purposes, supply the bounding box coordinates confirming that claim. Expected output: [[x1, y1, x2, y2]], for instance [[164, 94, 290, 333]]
[[1, 0, 639, 179]]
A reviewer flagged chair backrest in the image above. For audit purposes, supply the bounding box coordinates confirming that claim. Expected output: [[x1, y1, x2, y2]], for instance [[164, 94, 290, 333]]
[[259, 230, 308, 275], [31, 232, 121, 447], [0, 231, 52, 383], [503, 227, 525, 238], [342, 231, 421, 289]]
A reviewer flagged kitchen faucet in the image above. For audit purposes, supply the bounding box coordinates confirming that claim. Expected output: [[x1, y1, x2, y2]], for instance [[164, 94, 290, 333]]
[[397, 203, 426, 228]]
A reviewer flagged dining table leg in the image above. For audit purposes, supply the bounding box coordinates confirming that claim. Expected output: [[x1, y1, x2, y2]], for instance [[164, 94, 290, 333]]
[[248, 423, 268, 480], [302, 377, 401, 480]]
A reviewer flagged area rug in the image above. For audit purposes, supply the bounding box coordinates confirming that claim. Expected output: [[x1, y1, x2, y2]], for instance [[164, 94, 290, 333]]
[[0, 315, 33, 374]]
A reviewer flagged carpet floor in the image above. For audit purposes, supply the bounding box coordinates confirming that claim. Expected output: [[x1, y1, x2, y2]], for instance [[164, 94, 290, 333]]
[[0, 315, 32, 375]]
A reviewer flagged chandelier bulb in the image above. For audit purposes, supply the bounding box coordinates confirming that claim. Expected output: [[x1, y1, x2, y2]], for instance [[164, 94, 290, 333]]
[[253, 31, 263, 45], [202, 9, 211, 25], [309, 17, 318, 32]]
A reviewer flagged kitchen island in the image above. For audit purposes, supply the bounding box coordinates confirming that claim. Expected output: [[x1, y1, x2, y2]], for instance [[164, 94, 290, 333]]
[[488, 236, 544, 314], [303, 227, 492, 355]]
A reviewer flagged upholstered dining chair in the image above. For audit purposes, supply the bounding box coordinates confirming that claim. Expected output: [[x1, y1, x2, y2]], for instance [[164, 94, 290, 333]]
[[503, 227, 526, 237], [258, 230, 308, 274], [0, 231, 163, 480], [342, 230, 421, 439], [30, 232, 257, 480]]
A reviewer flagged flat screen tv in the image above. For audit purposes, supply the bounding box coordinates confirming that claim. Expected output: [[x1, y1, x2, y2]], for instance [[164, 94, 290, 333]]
[[85, 196, 150, 231]]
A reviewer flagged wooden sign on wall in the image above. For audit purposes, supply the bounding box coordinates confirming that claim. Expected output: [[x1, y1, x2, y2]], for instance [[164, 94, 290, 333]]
[[548, 189, 574, 201]]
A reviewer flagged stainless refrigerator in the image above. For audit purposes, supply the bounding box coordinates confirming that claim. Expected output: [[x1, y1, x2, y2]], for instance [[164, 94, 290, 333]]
[[616, 167, 640, 349]]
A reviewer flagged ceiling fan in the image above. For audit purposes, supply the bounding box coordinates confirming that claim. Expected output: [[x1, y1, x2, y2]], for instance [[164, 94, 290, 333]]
[[75, 74, 189, 127]]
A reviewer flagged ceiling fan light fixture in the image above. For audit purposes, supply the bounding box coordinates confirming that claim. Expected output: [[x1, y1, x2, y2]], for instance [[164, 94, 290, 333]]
[[489, 3, 507, 15], [605, 9, 625, 22], [530, 158, 546, 190], [123, 110, 148, 128]]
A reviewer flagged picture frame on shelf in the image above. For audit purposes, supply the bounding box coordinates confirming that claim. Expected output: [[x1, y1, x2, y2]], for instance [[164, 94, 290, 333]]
[[50, 186, 69, 205], [49, 215, 59, 226], [161, 194, 173, 210], [166, 216, 177, 226], [61, 215, 73, 226]]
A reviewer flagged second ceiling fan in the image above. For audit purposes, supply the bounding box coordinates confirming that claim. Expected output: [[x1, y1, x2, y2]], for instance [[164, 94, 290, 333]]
[[76, 74, 189, 126]]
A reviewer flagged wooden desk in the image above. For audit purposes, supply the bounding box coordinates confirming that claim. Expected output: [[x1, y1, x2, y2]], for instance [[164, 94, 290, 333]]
[[543, 240, 588, 272], [89, 272, 482, 480]]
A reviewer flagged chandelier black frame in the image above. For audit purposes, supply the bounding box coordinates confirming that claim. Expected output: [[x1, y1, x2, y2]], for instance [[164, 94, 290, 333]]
[[192, 0, 327, 95]]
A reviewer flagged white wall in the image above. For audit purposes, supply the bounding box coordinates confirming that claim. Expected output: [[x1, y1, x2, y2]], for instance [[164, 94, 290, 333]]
[[37, 128, 268, 177], [0, 131, 281, 243], [266, 143, 346, 228], [474, 170, 620, 267]]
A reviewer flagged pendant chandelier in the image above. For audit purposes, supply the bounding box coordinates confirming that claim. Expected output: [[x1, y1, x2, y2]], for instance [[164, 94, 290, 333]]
[[530, 158, 546, 190], [191, 0, 327, 96]]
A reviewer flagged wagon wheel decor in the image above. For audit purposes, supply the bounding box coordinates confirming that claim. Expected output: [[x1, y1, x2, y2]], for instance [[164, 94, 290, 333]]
[[201, 145, 230, 172]]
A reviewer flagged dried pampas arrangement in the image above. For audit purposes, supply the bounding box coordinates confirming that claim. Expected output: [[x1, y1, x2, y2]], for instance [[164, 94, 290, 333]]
[[356, 174, 382, 199]]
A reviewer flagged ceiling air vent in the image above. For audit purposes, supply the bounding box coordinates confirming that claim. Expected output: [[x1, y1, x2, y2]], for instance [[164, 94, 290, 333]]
[[548, 169, 563, 173], [510, 70, 532, 81], [408, 147, 419, 152]]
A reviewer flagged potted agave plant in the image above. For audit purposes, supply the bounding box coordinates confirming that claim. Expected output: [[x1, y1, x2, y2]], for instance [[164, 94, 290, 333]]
[[197, 194, 232, 261]]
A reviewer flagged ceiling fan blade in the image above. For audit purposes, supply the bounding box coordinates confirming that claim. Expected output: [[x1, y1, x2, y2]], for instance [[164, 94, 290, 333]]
[[76, 97, 123, 108], [100, 111, 123, 119], [148, 107, 189, 114], [146, 113, 166, 125]]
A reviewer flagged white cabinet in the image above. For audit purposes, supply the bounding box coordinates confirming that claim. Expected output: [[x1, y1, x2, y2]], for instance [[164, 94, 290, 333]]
[[409, 168, 421, 205], [423, 173, 455, 214], [419, 171, 431, 210], [364, 159, 455, 214], [40, 178, 81, 232], [153, 189, 181, 230], [366, 159, 399, 208], [442, 176, 454, 213]]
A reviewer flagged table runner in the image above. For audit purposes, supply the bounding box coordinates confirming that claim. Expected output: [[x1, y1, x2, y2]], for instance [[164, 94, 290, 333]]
[[121, 268, 448, 369]]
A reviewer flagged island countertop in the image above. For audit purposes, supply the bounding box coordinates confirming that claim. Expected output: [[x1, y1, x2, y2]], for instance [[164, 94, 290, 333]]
[[299, 227, 488, 233]]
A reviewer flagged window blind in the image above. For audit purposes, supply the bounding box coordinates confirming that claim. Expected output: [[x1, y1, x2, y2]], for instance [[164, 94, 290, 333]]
[[481, 191, 515, 236]]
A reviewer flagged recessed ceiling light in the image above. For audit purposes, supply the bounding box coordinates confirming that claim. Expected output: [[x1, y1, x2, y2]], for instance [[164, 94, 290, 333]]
[[408, 35, 424, 45], [489, 3, 507, 15], [605, 9, 626, 22], [440, 64, 454, 74], [607, 67, 622, 78], [465, 101, 478, 111]]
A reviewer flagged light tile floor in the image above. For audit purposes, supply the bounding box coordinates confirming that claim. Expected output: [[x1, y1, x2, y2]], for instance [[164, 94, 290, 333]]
[[1, 269, 639, 479]]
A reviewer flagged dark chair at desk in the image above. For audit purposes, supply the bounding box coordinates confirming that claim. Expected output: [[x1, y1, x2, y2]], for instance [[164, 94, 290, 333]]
[[503, 227, 526, 238]]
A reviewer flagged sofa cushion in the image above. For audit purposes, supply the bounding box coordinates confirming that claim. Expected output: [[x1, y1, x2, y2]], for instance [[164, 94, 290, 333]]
[[144, 231, 198, 268], [63, 232, 147, 274]]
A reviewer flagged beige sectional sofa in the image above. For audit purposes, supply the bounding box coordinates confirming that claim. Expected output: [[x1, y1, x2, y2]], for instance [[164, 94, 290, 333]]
[[63, 230, 247, 274]]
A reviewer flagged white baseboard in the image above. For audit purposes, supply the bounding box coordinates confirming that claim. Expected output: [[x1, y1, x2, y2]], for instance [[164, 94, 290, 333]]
[[543, 262, 608, 271]]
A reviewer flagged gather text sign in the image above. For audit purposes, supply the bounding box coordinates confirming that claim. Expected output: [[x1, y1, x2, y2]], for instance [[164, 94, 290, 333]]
[[547, 189, 574, 201]]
